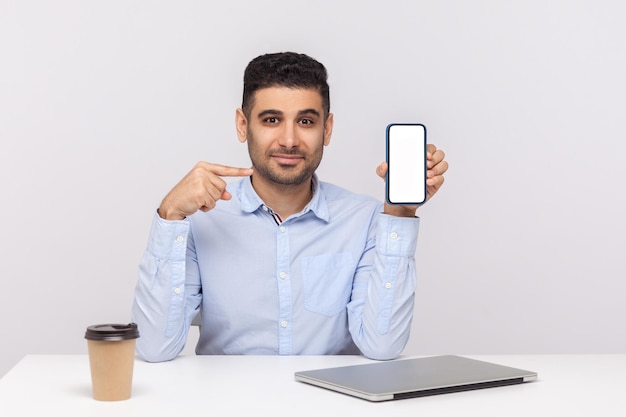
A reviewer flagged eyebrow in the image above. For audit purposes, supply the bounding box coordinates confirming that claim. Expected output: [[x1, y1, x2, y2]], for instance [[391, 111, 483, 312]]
[[256, 108, 321, 118]]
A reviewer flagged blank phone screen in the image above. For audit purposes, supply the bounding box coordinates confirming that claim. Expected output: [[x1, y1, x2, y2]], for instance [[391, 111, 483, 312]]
[[386, 124, 427, 205]]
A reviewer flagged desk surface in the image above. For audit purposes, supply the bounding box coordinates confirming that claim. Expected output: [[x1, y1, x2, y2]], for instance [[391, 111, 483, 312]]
[[1, 354, 624, 416]]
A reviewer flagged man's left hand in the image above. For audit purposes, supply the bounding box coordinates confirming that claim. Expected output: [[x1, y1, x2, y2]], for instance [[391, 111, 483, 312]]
[[376, 143, 448, 217]]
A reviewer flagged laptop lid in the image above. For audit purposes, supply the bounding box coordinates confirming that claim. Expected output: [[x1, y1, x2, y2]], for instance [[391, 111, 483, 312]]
[[294, 355, 537, 402]]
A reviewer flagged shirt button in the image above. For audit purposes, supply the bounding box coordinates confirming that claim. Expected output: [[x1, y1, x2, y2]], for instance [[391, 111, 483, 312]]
[[174, 287, 181, 295], [176, 235, 184, 243], [390, 232, 398, 240], [280, 320, 288, 328], [279, 272, 287, 280], [279, 226, 286, 233], [385, 282, 392, 289]]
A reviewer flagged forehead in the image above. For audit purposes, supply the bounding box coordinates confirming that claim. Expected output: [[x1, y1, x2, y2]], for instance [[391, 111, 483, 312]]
[[250, 86, 323, 113]]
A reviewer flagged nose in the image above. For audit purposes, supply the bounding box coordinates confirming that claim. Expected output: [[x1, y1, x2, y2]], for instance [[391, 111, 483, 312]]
[[277, 122, 300, 149]]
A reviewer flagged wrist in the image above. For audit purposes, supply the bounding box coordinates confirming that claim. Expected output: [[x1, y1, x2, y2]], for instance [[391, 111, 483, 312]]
[[157, 205, 186, 221], [383, 203, 417, 218]]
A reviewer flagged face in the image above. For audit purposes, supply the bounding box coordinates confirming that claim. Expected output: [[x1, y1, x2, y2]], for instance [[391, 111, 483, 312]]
[[236, 87, 333, 187]]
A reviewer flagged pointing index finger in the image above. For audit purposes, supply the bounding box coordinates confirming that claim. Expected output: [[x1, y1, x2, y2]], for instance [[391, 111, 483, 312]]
[[210, 164, 254, 177]]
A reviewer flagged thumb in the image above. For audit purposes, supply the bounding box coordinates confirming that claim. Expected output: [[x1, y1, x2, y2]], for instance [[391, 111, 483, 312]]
[[221, 190, 233, 201], [376, 161, 388, 180]]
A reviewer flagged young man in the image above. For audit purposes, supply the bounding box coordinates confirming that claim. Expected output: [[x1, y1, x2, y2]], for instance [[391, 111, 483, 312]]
[[132, 52, 448, 362]]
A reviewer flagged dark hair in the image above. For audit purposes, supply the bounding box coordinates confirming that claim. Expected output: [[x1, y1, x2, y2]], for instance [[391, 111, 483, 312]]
[[242, 52, 330, 118]]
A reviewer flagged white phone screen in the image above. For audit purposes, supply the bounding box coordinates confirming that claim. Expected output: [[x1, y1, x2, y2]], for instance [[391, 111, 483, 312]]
[[386, 123, 427, 205]]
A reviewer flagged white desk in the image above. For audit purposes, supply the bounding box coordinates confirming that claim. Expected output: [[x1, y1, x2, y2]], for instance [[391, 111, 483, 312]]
[[0, 354, 624, 416]]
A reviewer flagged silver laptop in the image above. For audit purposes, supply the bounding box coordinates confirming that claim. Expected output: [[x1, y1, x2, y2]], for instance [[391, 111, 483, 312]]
[[294, 355, 537, 402]]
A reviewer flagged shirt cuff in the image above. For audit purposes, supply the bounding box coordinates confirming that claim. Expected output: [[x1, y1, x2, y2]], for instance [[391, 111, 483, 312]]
[[146, 211, 190, 260], [376, 213, 420, 257]]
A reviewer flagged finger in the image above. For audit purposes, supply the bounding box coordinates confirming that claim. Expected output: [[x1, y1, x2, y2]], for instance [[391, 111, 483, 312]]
[[426, 143, 440, 162], [375, 162, 388, 180], [427, 149, 445, 169], [205, 175, 229, 203], [427, 159, 449, 178], [431, 149, 445, 164], [221, 190, 233, 201], [206, 163, 254, 178], [427, 173, 445, 188]]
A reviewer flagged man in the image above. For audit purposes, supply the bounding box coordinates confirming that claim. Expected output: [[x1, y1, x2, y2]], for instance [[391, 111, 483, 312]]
[[132, 52, 448, 362]]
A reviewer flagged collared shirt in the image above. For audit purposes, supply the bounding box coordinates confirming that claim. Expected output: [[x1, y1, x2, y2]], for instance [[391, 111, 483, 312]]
[[132, 175, 420, 362]]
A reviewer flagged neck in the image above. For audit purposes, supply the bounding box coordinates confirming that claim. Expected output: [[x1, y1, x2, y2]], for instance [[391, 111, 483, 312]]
[[250, 175, 314, 219]]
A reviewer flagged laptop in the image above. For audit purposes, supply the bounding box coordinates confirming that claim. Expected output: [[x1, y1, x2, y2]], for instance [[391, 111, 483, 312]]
[[294, 355, 537, 402]]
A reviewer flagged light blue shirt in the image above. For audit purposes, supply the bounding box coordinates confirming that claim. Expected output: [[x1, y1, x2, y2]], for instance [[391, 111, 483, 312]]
[[132, 175, 420, 362]]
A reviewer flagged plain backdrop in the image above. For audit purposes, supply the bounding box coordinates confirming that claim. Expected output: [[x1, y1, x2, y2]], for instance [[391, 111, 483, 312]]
[[1, 0, 625, 377]]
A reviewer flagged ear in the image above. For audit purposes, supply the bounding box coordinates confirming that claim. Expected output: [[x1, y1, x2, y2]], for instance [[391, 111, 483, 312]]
[[323, 113, 334, 146], [235, 108, 248, 143]]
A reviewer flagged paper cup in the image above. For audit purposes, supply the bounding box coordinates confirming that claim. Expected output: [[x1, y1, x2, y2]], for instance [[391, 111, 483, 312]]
[[85, 323, 140, 401]]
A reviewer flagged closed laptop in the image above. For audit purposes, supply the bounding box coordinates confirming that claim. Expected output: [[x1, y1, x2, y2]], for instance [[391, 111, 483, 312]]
[[294, 355, 538, 402]]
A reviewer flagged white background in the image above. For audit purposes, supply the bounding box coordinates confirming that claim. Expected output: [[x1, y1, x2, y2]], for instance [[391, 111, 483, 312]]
[[1, 0, 624, 377]]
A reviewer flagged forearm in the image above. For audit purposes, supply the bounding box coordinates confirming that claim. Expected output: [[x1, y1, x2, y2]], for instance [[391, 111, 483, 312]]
[[131, 213, 200, 362], [348, 214, 419, 360]]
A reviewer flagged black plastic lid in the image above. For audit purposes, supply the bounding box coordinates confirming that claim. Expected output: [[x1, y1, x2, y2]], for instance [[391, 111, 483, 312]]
[[84, 323, 140, 341]]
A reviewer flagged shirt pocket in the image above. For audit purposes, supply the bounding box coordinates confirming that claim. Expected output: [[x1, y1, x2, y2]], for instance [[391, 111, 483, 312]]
[[301, 252, 354, 317]]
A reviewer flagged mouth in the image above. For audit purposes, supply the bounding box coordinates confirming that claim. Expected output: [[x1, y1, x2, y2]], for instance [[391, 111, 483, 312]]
[[271, 154, 304, 166]]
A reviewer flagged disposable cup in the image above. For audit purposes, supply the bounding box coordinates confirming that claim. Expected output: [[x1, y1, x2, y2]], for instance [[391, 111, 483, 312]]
[[84, 323, 140, 401]]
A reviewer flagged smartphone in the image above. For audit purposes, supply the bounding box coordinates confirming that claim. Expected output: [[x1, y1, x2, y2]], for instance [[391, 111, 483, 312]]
[[385, 123, 427, 205]]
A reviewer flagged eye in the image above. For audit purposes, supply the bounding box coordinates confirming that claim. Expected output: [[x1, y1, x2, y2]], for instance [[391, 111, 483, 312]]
[[299, 118, 315, 126], [263, 117, 279, 124]]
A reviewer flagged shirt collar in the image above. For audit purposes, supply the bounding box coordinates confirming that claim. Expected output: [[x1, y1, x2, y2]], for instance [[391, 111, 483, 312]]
[[236, 174, 330, 223]]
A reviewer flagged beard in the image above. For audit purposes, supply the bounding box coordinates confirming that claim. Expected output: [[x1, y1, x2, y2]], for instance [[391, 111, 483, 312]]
[[246, 128, 324, 186]]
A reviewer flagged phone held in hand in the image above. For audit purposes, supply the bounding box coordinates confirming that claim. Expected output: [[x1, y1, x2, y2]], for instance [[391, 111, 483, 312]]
[[385, 123, 427, 205]]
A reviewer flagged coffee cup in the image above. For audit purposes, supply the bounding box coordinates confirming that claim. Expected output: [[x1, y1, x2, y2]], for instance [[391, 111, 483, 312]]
[[84, 323, 140, 401]]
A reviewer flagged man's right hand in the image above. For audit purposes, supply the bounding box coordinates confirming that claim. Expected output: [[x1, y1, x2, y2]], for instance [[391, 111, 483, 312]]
[[157, 162, 253, 220]]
